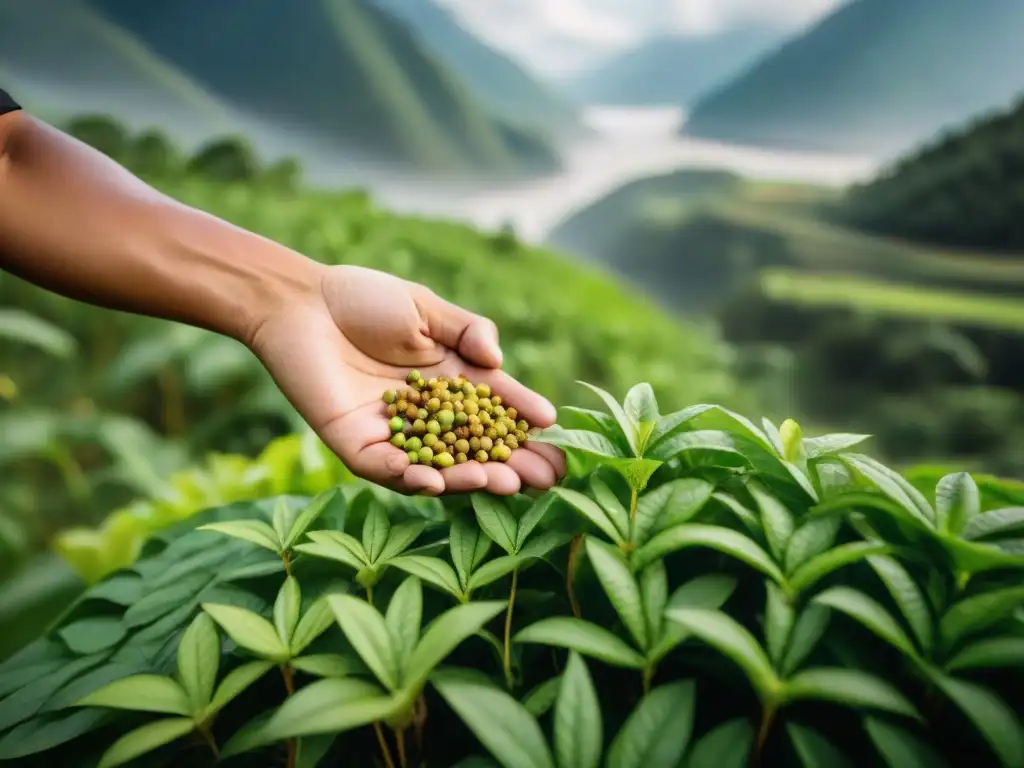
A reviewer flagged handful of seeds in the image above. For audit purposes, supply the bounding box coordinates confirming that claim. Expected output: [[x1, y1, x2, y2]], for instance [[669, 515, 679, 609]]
[[382, 369, 530, 468]]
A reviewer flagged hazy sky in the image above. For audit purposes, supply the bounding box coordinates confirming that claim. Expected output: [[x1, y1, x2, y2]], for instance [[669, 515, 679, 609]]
[[438, 0, 847, 77]]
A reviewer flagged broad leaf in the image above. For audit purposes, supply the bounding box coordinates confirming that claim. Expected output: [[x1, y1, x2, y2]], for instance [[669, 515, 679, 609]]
[[326, 595, 400, 692], [385, 576, 422, 671], [781, 604, 831, 676], [514, 618, 646, 669], [665, 608, 780, 700], [939, 586, 1024, 651], [202, 603, 290, 662], [205, 661, 273, 716], [788, 723, 853, 768], [291, 654, 363, 678], [433, 669, 556, 768], [362, 503, 391, 564], [929, 672, 1024, 767], [290, 599, 336, 656], [404, 601, 507, 690], [784, 668, 918, 719], [522, 676, 561, 718], [841, 455, 935, 529], [802, 434, 870, 460], [864, 717, 947, 768], [197, 521, 280, 552], [788, 542, 892, 594], [750, 481, 793, 562], [686, 718, 754, 768], [96, 717, 194, 768], [470, 556, 525, 592], [552, 487, 624, 546], [648, 404, 715, 449], [554, 653, 602, 768], [962, 508, 1024, 541], [623, 383, 660, 450], [273, 498, 295, 543], [388, 555, 464, 600], [936, 472, 979, 535], [813, 587, 918, 657], [377, 521, 427, 563], [76, 675, 190, 716], [176, 612, 219, 713], [946, 636, 1024, 671], [472, 494, 520, 555], [764, 581, 794, 666], [586, 538, 649, 650], [649, 574, 739, 663], [866, 555, 933, 654], [578, 380, 638, 455], [283, 489, 337, 549], [515, 494, 556, 553], [632, 524, 785, 586], [634, 478, 714, 544], [712, 492, 762, 536], [295, 538, 364, 570], [589, 478, 630, 537], [606, 680, 695, 768], [530, 425, 625, 459], [274, 577, 302, 646], [451, 515, 493, 590], [784, 517, 841, 575], [639, 561, 668, 643], [647, 430, 748, 466]]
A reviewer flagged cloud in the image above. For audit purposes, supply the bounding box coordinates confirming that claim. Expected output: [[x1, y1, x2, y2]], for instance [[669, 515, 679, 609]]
[[669, 0, 847, 35]]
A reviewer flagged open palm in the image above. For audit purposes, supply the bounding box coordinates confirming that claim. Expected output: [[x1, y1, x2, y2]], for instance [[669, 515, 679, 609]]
[[249, 265, 565, 495]]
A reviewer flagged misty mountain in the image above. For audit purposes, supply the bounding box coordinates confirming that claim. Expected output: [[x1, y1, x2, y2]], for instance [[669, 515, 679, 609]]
[[683, 0, 1024, 157], [370, 0, 579, 138], [567, 27, 785, 107]]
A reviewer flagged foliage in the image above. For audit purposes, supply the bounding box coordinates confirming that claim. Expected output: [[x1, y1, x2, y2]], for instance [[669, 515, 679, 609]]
[[843, 95, 1024, 252], [3, 380, 1024, 767], [186, 138, 260, 183]]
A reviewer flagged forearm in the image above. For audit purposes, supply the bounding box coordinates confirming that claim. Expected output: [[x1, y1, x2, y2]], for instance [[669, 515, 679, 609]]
[[0, 112, 324, 345]]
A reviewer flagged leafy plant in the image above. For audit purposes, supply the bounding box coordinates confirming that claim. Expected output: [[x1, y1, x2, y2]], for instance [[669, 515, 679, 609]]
[[2, 381, 1024, 767]]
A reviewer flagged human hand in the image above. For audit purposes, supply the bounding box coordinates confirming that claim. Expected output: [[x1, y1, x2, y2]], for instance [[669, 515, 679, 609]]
[[248, 265, 566, 496]]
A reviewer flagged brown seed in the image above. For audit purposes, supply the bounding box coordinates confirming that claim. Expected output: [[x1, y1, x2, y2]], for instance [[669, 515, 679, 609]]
[[443, 431, 458, 446], [408, 390, 421, 405], [406, 405, 419, 420], [475, 450, 489, 463], [506, 407, 517, 421], [455, 426, 470, 440], [397, 398, 408, 411], [387, 404, 399, 418], [470, 423, 484, 437], [492, 395, 502, 406], [480, 436, 494, 451], [455, 438, 470, 454], [469, 436, 481, 451]]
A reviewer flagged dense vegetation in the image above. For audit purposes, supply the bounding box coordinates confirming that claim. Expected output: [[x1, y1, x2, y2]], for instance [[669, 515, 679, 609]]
[[4, 383, 1024, 767], [0, 116, 736, 586], [842, 96, 1024, 252], [683, 0, 1024, 155]]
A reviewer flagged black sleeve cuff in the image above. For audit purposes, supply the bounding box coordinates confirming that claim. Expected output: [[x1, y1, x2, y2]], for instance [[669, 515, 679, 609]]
[[0, 89, 22, 116]]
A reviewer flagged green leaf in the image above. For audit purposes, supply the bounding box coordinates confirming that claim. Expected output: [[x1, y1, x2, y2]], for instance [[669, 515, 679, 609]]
[[936, 472, 979, 535], [864, 717, 947, 768], [76, 674, 190, 716], [634, 478, 714, 544], [639, 561, 668, 644], [712, 492, 762, 535], [205, 660, 273, 716], [554, 653, 602, 768], [590, 478, 630, 536], [295, 535, 365, 570], [632, 524, 785, 586], [202, 603, 290, 662], [947, 636, 1024, 671], [780, 604, 831, 676], [96, 717, 194, 768], [788, 723, 853, 768], [386, 576, 422, 671], [962, 507, 1024, 540], [292, 654, 363, 678], [57, 617, 126, 656], [841, 455, 935, 529], [788, 542, 892, 594], [648, 404, 715, 449], [326, 594, 400, 692], [451, 515, 492, 591], [472, 494, 520, 555], [273, 498, 295, 543], [290, 599, 335, 656], [522, 675, 561, 718], [514, 617, 646, 668], [529, 425, 625, 459], [469, 555, 525, 592], [606, 457, 665, 493], [578, 380, 638, 455], [274, 577, 302, 646], [940, 586, 1024, 650], [0, 309, 76, 358], [432, 669, 556, 768], [686, 718, 754, 768], [765, 581, 794, 666], [223, 678, 393, 754], [284, 488, 337, 549], [783, 668, 918, 719], [176, 612, 219, 713], [388, 555, 464, 600], [197, 521, 280, 552], [586, 538, 649, 650], [750, 481, 793, 562], [552, 487, 625, 545], [866, 555, 933, 654], [624, 383, 660, 443], [606, 680, 695, 768], [404, 601, 507, 691], [295, 734, 336, 768], [378, 520, 427, 563], [784, 517, 840, 575], [649, 574, 741, 662], [813, 587, 917, 657], [664, 608, 780, 701], [929, 672, 1024, 767], [802, 433, 871, 460], [515, 494, 556, 553], [361, 503, 391, 564], [647, 430, 748, 466]]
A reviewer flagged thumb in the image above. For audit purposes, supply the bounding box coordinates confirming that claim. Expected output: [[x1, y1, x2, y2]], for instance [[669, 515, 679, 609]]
[[417, 289, 503, 368]]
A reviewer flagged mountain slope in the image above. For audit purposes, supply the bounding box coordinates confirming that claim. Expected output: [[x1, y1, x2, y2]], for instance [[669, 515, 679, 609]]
[[0, 0, 237, 146], [569, 27, 784, 107], [89, 0, 559, 175], [371, 0, 578, 137], [684, 0, 1024, 156]]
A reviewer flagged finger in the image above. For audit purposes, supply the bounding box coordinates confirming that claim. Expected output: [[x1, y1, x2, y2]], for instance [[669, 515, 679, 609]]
[[415, 288, 502, 368], [524, 441, 567, 479], [506, 449, 558, 490], [403, 464, 445, 496], [481, 461, 521, 496], [440, 462, 489, 494]]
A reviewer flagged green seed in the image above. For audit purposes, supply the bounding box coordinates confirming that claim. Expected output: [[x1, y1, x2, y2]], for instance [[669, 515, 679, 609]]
[[437, 410, 455, 428], [505, 435, 519, 450], [383, 389, 398, 404], [490, 445, 504, 461], [418, 446, 433, 464], [455, 411, 468, 426], [423, 433, 439, 448], [517, 420, 529, 432], [390, 433, 406, 448], [433, 451, 455, 468], [427, 397, 441, 413], [495, 422, 508, 438], [407, 450, 419, 464], [406, 436, 422, 452], [475, 450, 489, 463], [443, 431, 458, 446], [455, 439, 470, 454], [427, 420, 441, 435], [388, 416, 404, 433], [476, 384, 491, 398], [407, 370, 421, 384], [507, 407, 518, 421], [417, 408, 428, 420], [455, 452, 468, 464], [515, 429, 528, 443], [469, 436, 481, 451], [479, 436, 493, 452]]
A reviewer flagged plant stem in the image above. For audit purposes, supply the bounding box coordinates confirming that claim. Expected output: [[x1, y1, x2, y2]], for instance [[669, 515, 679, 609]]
[[287, 738, 296, 768], [396, 728, 409, 768], [567, 534, 582, 618], [754, 705, 776, 764], [629, 487, 638, 523], [197, 724, 219, 759], [280, 665, 296, 768], [366, 584, 374, 606], [158, 365, 186, 436], [374, 722, 397, 768], [503, 567, 520, 690], [282, 550, 291, 576], [642, 665, 654, 696]]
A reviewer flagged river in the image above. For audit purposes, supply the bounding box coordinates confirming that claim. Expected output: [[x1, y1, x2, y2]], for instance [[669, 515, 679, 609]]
[[367, 107, 880, 244]]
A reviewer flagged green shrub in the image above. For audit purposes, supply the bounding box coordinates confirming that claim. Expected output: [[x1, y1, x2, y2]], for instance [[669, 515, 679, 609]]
[[186, 137, 260, 183], [3, 380, 1023, 767], [64, 115, 130, 161]]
